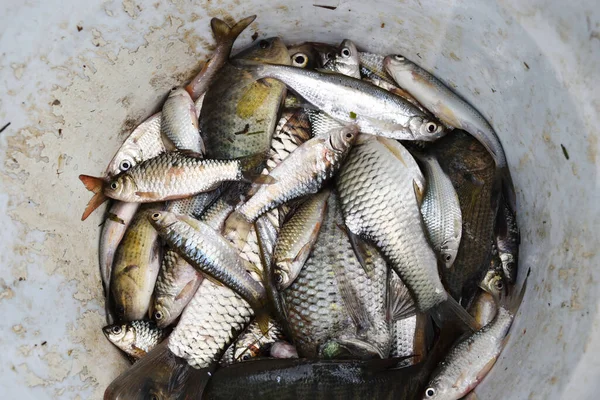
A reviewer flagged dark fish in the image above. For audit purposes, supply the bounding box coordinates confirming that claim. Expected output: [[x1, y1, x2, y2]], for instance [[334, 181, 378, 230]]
[[432, 131, 499, 304], [495, 200, 520, 285]]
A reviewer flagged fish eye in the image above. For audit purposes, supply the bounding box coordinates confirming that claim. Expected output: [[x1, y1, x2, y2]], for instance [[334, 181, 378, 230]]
[[444, 254, 452, 262], [242, 354, 251, 361], [326, 52, 333, 60], [259, 40, 270, 49], [394, 54, 405, 61], [154, 311, 163, 320], [111, 326, 122, 334], [345, 132, 354, 139], [150, 395, 160, 400], [109, 181, 118, 190], [170, 86, 178, 92], [275, 273, 284, 284], [426, 122, 438, 133], [496, 280, 504, 290], [293, 53, 308, 68], [151, 212, 161, 221], [341, 47, 351, 58], [425, 387, 436, 398], [119, 160, 131, 171]]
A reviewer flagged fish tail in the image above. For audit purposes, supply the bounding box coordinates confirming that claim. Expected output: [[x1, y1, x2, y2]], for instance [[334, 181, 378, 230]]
[[494, 166, 517, 214], [104, 341, 213, 400], [81, 191, 108, 221], [502, 268, 530, 315], [211, 15, 256, 47], [79, 174, 104, 193], [431, 294, 482, 333]]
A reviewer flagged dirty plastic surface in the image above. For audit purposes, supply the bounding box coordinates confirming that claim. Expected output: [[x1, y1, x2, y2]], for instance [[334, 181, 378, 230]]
[[0, 0, 598, 399]]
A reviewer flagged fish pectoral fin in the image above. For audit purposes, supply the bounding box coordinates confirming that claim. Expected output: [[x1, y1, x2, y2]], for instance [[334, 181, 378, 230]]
[[203, 274, 226, 287], [413, 179, 425, 205], [178, 149, 204, 159], [174, 280, 199, 301], [255, 312, 272, 335], [432, 295, 482, 333], [475, 355, 499, 383], [331, 261, 372, 333], [376, 136, 409, 167], [387, 274, 417, 321], [253, 174, 277, 185], [134, 191, 162, 200], [342, 225, 377, 280]]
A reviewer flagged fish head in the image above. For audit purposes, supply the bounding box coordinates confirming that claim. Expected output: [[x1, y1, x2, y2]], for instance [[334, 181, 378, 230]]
[[233, 340, 263, 363], [151, 300, 173, 329], [332, 39, 360, 78], [500, 254, 517, 285], [105, 175, 137, 201], [481, 269, 507, 301], [274, 261, 293, 290], [422, 374, 461, 400], [440, 239, 460, 268], [167, 87, 191, 100], [327, 124, 359, 154], [408, 116, 445, 141], [148, 210, 179, 230], [383, 54, 415, 72], [234, 37, 291, 65], [103, 323, 135, 349], [105, 142, 144, 178]]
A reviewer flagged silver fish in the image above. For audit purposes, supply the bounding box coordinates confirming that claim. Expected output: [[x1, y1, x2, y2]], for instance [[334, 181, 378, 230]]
[[468, 290, 498, 327], [423, 277, 527, 400], [220, 319, 283, 366], [236, 124, 358, 223], [161, 87, 203, 153], [495, 200, 520, 285], [233, 61, 445, 141], [336, 135, 445, 312], [103, 320, 168, 360], [149, 211, 267, 313], [323, 39, 361, 79], [272, 189, 329, 290], [418, 152, 462, 268], [384, 55, 516, 211]]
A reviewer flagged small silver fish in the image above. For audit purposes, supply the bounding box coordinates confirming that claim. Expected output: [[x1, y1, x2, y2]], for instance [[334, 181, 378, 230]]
[[418, 152, 462, 268], [161, 87, 204, 154], [495, 200, 520, 284], [384, 54, 516, 211], [423, 276, 527, 400], [103, 320, 168, 360], [323, 39, 361, 79], [235, 124, 358, 223], [220, 319, 284, 366]]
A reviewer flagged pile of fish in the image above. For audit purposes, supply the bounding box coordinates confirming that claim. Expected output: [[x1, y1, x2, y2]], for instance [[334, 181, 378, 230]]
[[80, 15, 525, 400]]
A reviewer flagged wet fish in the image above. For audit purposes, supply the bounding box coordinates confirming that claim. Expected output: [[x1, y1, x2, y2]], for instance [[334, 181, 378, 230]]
[[478, 245, 507, 302], [79, 151, 244, 218], [151, 249, 203, 328], [336, 135, 443, 311], [200, 37, 290, 161], [422, 275, 528, 400], [161, 87, 203, 153], [104, 113, 164, 178], [103, 320, 168, 360], [417, 152, 462, 268], [273, 189, 330, 289], [220, 318, 284, 366], [323, 39, 361, 79], [383, 55, 516, 211], [267, 108, 313, 172], [495, 200, 520, 284], [233, 61, 445, 141], [288, 42, 337, 69], [432, 131, 498, 303], [468, 290, 497, 327], [283, 193, 390, 359], [111, 208, 161, 321], [235, 124, 358, 223], [149, 211, 267, 313], [105, 279, 253, 399], [204, 358, 427, 400], [357, 52, 396, 88], [165, 188, 223, 219], [185, 16, 257, 100], [99, 201, 140, 323]]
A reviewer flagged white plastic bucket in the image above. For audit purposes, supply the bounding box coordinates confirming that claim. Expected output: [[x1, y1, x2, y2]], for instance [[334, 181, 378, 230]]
[[1, 1, 598, 399]]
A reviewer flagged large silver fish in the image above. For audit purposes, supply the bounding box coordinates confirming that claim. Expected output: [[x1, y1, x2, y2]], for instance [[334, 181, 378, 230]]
[[283, 193, 390, 359], [384, 54, 516, 212], [233, 61, 445, 141], [417, 152, 462, 269]]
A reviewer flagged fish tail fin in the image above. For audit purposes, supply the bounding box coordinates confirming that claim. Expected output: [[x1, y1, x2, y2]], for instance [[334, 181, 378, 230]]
[[211, 15, 256, 47], [81, 191, 108, 221], [104, 341, 212, 400], [79, 174, 104, 193], [255, 310, 272, 335], [223, 210, 252, 244], [503, 268, 530, 315], [431, 294, 482, 333]]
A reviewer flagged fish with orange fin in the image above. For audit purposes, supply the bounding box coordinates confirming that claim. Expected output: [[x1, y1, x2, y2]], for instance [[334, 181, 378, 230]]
[[185, 15, 256, 100], [79, 151, 246, 220]]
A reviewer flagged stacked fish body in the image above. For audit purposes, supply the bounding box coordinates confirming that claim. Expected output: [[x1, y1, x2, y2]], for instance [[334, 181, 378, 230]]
[[78, 20, 522, 400]]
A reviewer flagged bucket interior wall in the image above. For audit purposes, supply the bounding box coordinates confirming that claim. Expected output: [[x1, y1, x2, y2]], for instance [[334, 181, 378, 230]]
[[1, 0, 598, 398]]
